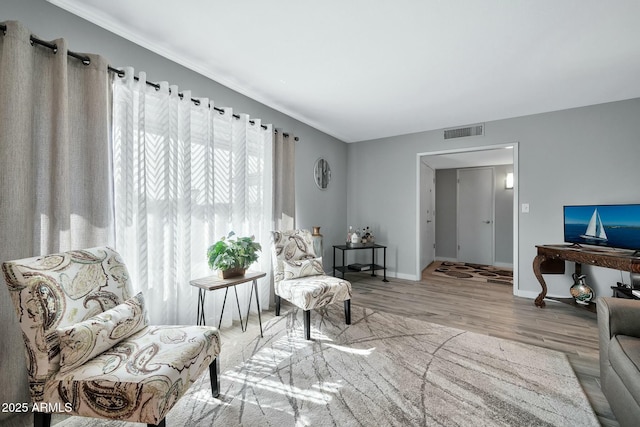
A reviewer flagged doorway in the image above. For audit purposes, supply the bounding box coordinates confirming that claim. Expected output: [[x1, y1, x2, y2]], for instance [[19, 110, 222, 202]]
[[415, 143, 518, 292], [457, 167, 494, 265]]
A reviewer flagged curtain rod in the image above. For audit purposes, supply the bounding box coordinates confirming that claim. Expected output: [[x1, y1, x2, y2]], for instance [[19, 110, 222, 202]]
[[0, 23, 299, 141]]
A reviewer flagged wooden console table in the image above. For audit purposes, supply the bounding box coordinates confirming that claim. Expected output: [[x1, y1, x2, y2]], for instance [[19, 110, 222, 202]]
[[533, 244, 640, 310]]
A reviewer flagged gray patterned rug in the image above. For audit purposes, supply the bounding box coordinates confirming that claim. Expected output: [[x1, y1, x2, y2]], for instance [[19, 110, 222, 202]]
[[54, 305, 598, 427]]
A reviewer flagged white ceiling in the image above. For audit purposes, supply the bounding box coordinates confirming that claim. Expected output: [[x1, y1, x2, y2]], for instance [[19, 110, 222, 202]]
[[49, 0, 640, 143]]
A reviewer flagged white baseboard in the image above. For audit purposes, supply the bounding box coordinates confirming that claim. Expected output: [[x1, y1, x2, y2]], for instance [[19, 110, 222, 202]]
[[377, 270, 420, 281], [514, 289, 537, 299], [494, 262, 513, 269], [514, 289, 573, 300], [334, 270, 420, 282], [394, 271, 420, 281], [435, 257, 457, 263]]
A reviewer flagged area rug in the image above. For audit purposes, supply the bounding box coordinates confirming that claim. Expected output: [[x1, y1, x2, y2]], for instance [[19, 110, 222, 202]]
[[429, 261, 513, 285], [53, 305, 596, 427]]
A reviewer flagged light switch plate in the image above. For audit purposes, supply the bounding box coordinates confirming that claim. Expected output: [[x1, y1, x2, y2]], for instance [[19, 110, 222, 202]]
[[521, 203, 530, 213]]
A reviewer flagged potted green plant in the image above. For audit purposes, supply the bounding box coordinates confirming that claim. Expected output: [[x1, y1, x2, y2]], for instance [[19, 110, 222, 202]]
[[207, 231, 262, 279]]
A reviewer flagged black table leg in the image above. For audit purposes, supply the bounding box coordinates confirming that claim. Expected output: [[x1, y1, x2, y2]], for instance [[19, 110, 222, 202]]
[[218, 288, 229, 329], [233, 285, 244, 331], [371, 247, 376, 277], [383, 247, 389, 282], [197, 289, 206, 326], [245, 280, 263, 337], [254, 280, 263, 337]]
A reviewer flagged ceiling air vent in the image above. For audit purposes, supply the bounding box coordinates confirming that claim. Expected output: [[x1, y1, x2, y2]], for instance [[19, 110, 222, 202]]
[[444, 123, 484, 140]]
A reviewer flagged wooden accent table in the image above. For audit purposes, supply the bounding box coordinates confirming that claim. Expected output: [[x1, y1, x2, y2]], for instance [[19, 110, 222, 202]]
[[190, 271, 266, 337], [533, 244, 640, 311]]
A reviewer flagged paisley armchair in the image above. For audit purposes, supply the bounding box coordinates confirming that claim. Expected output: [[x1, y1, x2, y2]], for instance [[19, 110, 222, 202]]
[[2, 247, 221, 427], [270, 229, 352, 340]]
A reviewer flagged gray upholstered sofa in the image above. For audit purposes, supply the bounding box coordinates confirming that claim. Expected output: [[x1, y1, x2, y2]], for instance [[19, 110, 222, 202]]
[[597, 296, 640, 427]]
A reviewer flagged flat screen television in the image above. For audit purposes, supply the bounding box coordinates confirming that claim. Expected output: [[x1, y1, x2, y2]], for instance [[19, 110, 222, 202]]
[[563, 204, 640, 251]]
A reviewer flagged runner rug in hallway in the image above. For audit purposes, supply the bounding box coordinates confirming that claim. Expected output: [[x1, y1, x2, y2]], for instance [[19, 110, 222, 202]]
[[53, 305, 597, 427], [428, 260, 513, 286]]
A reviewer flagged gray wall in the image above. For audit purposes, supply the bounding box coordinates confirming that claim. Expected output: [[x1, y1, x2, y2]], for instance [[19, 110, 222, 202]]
[[434, 164, 513, 266], [494, 164, 514, 265], [1, 0, 348, 420], [348, 98, 640, 298]]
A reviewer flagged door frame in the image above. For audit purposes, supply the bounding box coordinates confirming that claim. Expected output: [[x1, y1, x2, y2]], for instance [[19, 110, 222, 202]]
[[419, 161, 436, 270], [415, 142, 519, 294]]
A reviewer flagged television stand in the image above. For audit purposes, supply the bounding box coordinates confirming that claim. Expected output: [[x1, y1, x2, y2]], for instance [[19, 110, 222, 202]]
[[533, 244, 640, 312], [611, 284, 640, 300]]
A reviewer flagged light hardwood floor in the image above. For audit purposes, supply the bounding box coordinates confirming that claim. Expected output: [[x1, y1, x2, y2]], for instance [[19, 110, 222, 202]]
[[240, 266, 618, 427], [8, 267, 615, 427]]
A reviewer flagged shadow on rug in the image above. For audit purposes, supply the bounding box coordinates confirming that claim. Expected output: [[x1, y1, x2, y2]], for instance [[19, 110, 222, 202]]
[[54, 305, 597, 427], [429, 261, 513, 286]]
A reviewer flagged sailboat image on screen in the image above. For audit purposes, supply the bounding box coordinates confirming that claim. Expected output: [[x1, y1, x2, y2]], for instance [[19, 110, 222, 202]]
[[580, 208, 608, 242]]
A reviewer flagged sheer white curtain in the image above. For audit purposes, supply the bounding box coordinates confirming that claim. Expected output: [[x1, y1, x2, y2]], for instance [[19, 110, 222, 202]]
[[112, 68, 272, 326]]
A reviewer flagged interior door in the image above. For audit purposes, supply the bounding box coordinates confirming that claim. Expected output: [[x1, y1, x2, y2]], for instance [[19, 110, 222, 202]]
[[457, 167, 494, 265], [420, 163, 435, 269]]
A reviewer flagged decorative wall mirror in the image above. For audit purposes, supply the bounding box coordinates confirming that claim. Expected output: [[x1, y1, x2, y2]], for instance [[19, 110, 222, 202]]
[[314, 158, 331, 190]]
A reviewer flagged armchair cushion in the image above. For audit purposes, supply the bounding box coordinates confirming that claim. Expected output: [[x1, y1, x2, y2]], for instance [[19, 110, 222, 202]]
[[48, 324, 220, 423], [271, 229, 318, 284], [283, 257, 324, 280], [57, 292, 149, 374], [276, 275, 352, 311]]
